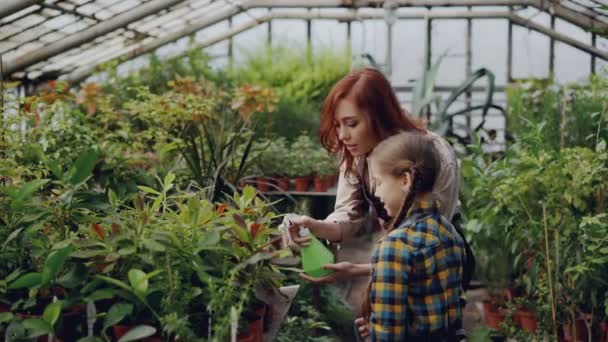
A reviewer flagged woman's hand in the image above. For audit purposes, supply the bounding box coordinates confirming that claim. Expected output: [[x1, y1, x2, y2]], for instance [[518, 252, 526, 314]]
[[354, 317, 370, 339], [280, 214, 313, 250], [288, 215, 315, 247], [299, 262, 371, 283]]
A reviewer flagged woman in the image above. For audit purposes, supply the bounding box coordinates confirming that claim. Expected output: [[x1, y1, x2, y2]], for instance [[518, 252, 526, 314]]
[[287, 67, 463, 284]]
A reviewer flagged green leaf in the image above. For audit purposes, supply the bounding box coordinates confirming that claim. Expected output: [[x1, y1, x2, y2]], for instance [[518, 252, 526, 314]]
[[108, 189, 119, 208], [128, 269, 148, 297], [22, 318, 52, 336], [103, 303, 133, 331], [142, 239, 166, 252], [9, 272, 42, 289], [117, 325, 156, 342], [77, 337, 104, 342], [46, 159, 64, 179], [597, 140, 606, 153], [68, 149, 99, 185], [9, 179, 49, 210], [230, 222, 250, 243], [118, 246, 137, 256], [86, 289, 120, 302], [197, 230, 220, 250], [3, 227, 24, 249], [95, 275, 132, 292], [0, 312, 14, 324], [137, 186, 161, 195], [151, 195, 163, 213], [42, 244, 74, 285], [163, 172, 176, 190], [43, 301, 62, 326]]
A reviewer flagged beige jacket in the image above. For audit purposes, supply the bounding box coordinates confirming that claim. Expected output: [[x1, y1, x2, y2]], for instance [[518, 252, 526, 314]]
[[325, 131, 460, 241]]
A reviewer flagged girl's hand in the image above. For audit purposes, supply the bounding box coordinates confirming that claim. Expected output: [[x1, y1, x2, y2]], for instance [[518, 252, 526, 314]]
[[354, 317, 370, 339]]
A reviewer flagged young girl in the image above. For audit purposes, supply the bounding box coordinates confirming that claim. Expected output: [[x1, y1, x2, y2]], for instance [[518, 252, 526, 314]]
[[359, 131, 466, 341]]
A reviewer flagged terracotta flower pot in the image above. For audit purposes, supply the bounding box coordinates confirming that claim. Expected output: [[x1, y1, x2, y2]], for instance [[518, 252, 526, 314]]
[[293, 176, 311, 192], [313, 176, 330, 192], [482, 300, 506, 330], [600, 320, 608, 342], [237, 304, 266, 342], [276, 177, 290, 191], [515, 309, 537, 333], [256, 177, 275, 192], [563, 319, 589, 342]]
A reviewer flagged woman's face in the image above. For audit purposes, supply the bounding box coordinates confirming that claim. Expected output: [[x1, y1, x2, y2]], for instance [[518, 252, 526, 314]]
[[334, 99, 380, 157]]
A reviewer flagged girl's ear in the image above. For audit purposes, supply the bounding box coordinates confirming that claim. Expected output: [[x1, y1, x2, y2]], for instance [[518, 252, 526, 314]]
[[401, 171, 412, 193]]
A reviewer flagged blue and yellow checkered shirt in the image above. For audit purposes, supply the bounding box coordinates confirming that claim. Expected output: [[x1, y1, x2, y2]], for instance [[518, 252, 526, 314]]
[[369, 198, 465, 341]]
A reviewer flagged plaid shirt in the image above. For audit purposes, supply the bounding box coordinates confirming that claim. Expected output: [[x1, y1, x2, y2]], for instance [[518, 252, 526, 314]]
[[369, 199, 465, 341]]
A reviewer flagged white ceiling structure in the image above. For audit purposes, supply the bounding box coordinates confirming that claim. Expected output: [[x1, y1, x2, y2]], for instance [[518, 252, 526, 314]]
[[0, 0, 606, 84]]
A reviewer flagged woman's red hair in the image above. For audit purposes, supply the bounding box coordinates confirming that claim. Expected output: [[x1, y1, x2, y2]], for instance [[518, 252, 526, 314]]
[[319, 68, 425, 176]]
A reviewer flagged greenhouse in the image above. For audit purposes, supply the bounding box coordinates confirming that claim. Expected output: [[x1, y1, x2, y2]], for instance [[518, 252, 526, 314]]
[[1, 0, 607, 341]]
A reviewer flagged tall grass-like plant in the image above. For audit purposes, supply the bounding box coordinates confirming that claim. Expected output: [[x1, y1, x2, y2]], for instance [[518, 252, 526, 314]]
[[231, 44, 350, 139], [506, 75, 608, 151]]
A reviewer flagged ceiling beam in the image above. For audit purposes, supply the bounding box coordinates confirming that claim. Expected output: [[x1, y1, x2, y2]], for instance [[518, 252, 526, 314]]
[[0, 0, 43, 19], [2, 0, 186, 75], [64, 7, 607, 83], [530, 0, 607, 33]]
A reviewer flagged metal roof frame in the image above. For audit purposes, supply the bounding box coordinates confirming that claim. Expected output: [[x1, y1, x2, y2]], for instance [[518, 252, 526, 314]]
[[1, 0, 606, 82]]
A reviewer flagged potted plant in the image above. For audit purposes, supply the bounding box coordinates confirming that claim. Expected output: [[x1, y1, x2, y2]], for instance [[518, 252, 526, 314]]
[[288, 135, 316, 191], [251, 138, 289, 192], [312, 146, 337, 192]]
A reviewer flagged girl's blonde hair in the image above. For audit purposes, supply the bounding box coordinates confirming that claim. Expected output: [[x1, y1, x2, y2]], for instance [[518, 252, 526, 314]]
[[369, 131, 440, 230], [361, 131, 441, 320]]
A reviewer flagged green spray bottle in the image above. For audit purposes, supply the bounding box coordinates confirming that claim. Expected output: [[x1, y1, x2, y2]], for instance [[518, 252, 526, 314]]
[[299, 227, 335, 278]]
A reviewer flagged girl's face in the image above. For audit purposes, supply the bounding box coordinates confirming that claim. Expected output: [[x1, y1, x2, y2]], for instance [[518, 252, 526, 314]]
[[370, 162, 410, 219], [334, 99, 380, 157]]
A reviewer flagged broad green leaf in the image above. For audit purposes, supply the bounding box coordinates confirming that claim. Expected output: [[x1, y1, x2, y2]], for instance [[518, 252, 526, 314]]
[[137, 186, 161, 195], [108, 189, 119, 208], [597, 140, 606, 153], [43, 301, 62, 326], [128, 269, 148, 297], [22, 318, 52, 337], [197, 230, 220, 250], [3, 227, 24, 249], [71, 249, 107, 259], [103, 303, 133, 331], [42, 244, 74, 285], [0, 312, 14, 324], [151, 195, 163, 213], [68, 149, 99, 185], [163, 172, 176, 190], [86, 289, 119, 302], [118, 246, 137, 256], [10, 179, 49, 210], [230, 223, 250, 243], [46, 159, 64, 179], [9, 272, 42, 289], [242, 186, 256, 206], [142, 239, 166, 252], [117, 325, 156, 342]]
